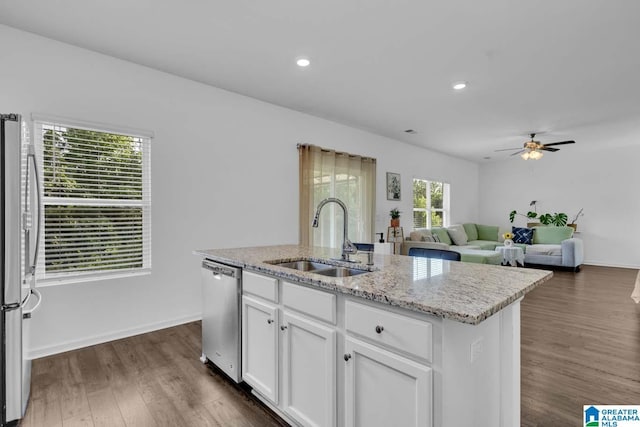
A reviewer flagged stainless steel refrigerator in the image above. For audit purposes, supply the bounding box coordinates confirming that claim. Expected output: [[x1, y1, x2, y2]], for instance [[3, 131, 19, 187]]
[[1, 113, 42, 426]]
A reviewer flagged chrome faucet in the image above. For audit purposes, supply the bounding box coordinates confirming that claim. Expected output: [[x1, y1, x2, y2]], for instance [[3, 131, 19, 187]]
[[312, 197, 358, 261]]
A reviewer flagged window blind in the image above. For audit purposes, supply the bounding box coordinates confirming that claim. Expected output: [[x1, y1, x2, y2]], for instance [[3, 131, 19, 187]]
[[34, 119, 151, 283]]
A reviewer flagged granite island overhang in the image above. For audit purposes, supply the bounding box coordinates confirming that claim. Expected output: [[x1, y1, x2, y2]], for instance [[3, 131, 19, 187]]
[[194, 244, 553, 427], [194, 244, 552, 325]]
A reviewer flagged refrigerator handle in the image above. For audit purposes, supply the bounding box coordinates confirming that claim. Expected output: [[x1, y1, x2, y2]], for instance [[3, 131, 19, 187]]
[[22, 289, 42, 318], [28, 144, 42, 279]]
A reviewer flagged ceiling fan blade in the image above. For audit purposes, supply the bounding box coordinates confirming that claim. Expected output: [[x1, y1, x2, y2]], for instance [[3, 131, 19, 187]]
[[494, 147, 522, 152], [543, 140, 575, 147], [540, 147, 560, 152], [510, 150, 526, 156]]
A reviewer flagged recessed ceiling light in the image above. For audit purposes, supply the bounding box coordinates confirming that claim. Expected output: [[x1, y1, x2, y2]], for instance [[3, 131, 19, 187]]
[[452, 81, 468, 90], [296, 58, 311, 67]]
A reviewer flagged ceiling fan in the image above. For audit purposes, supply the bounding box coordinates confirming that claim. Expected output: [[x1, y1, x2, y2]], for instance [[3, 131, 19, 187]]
[[496, 133, 576, 160]]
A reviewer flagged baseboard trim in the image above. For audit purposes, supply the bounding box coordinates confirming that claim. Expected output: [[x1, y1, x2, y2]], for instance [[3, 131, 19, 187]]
[[584, 261, 640, 270], [26, 312, 202, 359]]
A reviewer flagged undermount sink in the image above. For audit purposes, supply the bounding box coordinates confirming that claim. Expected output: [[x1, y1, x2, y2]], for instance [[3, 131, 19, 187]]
[[274, 260, 334, 272], [268, 259, 370, 277], [312, 266, 369, 277]]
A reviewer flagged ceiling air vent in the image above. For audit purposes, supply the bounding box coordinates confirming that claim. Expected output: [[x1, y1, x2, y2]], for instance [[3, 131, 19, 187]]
[[404, 129, 417, 135]]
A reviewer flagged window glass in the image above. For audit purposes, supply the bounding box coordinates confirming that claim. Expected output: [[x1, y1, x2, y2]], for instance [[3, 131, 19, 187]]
[[35, 120, 151, 283], [412, 178, 449, 229]]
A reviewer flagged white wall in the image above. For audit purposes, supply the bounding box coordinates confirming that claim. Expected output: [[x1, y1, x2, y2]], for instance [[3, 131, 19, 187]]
[[479, 145, 640, 268], [1, 25, 479, 357]]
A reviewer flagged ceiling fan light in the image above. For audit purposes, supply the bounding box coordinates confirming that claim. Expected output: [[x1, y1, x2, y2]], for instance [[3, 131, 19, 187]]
[[530, 150, 543, 160], [521, 151, 530, 160]]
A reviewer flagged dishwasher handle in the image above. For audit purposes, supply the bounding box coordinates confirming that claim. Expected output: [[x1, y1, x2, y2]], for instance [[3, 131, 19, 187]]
[[202, 260, 239, 278]]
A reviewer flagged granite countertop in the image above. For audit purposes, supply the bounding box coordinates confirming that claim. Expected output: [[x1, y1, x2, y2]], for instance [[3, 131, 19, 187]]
[[194, 245, 552, 325]]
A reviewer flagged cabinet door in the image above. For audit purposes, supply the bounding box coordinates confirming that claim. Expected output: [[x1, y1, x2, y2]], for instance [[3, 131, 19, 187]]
[[281, 312, 336, 427], [242, 295, 278, 403], [344, 337, 432, 427]]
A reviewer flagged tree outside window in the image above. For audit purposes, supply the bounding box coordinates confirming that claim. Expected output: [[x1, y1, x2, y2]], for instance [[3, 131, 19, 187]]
[[413, 179, 449, 229], [35, 120, 151, 283]]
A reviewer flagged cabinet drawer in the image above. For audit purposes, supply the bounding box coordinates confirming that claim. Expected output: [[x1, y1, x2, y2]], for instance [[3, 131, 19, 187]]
[[243, 271, 278, 302], [282, 281, 336, 324], [345, 300, 432, 362]]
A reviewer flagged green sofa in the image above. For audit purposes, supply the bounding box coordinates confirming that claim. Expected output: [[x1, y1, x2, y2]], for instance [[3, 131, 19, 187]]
[[524, 226, 583, 271], [401, 223, 504, 264], [402, 223, 583, 271]]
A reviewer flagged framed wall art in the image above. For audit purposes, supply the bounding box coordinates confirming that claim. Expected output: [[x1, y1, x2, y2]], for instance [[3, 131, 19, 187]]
[[386, 172, 401, 201]]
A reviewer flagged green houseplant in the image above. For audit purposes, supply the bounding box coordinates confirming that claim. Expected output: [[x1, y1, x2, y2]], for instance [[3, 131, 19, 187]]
[[389, 208, 401, 227], [509, 211, 568, 226], [509, 200, 539, 225], [539, 212, 568, 226], [509, 201, 568, 227]]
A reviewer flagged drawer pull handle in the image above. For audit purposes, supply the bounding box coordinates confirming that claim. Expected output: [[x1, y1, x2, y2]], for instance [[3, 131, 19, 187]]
[[267, 319, 274, 324], [344, 353, 352, 361], [375, 325, 384, 334], [280, 325, 288, 331]]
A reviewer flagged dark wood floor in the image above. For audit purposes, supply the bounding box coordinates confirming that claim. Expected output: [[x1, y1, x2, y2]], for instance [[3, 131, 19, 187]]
[[521, 265, 640, 426], [19, 265, 640, 427], [19, 321, 283, 427]]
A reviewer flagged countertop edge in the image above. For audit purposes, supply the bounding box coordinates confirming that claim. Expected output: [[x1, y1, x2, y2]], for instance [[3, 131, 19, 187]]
[[194, 247, 553, 325]]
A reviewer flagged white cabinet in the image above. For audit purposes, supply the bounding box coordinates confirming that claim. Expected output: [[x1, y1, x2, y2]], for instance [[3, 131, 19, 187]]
[[345, 300, 432, 363], [241, 272, 435, 427], [344, 337, 432, 427], [233, 266, 520, 427], [241, 295, 278, 403], [282, 311, 336, 427], [344, 300, 433, 427], [241, 273, 337, 427]]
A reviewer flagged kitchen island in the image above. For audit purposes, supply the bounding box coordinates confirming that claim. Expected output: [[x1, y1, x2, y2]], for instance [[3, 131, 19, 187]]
[[195, 245, 552, 427]]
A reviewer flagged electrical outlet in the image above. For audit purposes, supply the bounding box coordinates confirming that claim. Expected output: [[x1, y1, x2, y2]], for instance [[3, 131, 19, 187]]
[[470, 337, 483, 363]]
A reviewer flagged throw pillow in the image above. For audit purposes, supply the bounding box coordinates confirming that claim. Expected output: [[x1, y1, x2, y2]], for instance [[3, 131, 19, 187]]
[[410, 229, 432, 242], [431, 227, 452, 245], [432, 234, 441, 242], [512, 226, 533, 245], [476, 224, 499, 241], [422, 235, 436, 242], [462, 223, 478, 241], [447, 224, 468, 246]]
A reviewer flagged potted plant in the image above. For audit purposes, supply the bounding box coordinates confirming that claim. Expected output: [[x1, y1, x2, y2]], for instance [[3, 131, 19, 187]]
[[509, 200, 539, 226], [389, 208, 401, 228], [545, 212, 568, 226], [509, 209, 539, 224], [509, 201, 568, 227], [568, 208, 583, 230]]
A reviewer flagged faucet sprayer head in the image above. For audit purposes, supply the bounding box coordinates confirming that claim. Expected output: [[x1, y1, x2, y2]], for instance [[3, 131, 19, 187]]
[[312, 212, 320, 228]]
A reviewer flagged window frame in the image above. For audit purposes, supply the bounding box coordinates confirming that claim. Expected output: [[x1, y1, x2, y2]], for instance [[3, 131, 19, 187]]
[[31, 115, 153, 285], [412, 178, 450, 229]]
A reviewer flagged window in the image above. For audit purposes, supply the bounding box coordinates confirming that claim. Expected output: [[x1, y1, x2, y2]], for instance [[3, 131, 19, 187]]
[[412, 179, 449, 229], [298, 144, 376, 247], [34, 117, 152, 283]]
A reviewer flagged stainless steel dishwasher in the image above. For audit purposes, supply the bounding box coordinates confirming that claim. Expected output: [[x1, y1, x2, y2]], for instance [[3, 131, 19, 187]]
[[200, 259, 242, 382]]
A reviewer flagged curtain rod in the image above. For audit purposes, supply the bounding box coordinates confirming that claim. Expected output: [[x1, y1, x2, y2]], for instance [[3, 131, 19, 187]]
[[297, 143, 376, 162]]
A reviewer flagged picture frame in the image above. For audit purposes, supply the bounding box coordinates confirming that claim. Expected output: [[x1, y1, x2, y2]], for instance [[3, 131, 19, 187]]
[[386, 172, 401, 201]]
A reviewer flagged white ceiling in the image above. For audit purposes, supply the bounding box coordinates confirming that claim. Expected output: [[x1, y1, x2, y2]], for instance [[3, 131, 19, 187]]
[[2, 0, 640, 162]]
